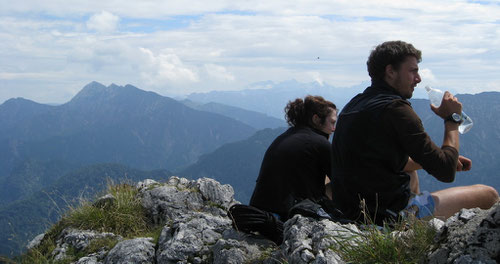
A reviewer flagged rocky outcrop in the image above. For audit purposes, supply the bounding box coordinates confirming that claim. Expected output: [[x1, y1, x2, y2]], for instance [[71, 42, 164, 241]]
[[27, 176, 500, 263], [51, 228, 122, 261], [104, 238, 156, 264], [427, 205, 500, 263], [282, 215, 360, 264]]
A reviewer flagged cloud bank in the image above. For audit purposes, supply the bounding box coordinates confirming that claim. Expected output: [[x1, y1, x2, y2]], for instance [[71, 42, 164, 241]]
[[1, 0, 500, 103]]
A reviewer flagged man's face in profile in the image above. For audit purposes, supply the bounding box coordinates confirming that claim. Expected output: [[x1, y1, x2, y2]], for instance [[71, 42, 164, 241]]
[[390, 56, 422, 99]]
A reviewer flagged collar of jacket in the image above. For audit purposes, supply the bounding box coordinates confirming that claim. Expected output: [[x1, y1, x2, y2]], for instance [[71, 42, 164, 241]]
[[310, 126, 330, 140], [366, 79, 399, 96], [294, 125, 329, 140]]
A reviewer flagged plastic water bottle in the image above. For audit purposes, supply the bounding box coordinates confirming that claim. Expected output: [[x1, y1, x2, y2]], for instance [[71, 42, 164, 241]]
[[425, 86, 473, 134]]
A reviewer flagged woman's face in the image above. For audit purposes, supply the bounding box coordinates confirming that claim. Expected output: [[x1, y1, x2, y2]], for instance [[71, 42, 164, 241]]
[[316, 108, 337, 135]]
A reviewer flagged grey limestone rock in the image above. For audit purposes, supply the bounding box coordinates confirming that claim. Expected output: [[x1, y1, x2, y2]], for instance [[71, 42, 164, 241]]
[[37, 176, 500, 264], [51, 228, 121, 261], [104, 237, 155, 264], [141, 186, 202, 224], [156, 212, 232, 263], [196, 177, 237, 210], [140, 176, 239, 226], [75, 247, 108, 263], [282, 214, 359, 264], [429, 217, 446, 235], [140, 176, 205, 224], [428, 203, 500, 263], [92, 194, 116, 209], [75, 255, 102, 264], [136, 179, 160, 192], [211, 228, 282, 264], [212, 239, 256, 264]]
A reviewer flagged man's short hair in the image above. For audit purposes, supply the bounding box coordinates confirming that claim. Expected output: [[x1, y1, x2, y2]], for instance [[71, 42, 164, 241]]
[[367, 40, 422, 81]]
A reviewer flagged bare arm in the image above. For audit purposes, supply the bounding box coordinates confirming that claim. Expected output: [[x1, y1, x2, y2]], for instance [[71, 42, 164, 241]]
[[442, 121, 460, 150], [408, 170, 420, 194], [418, 91, 463, 182], [404, 155, 470, 194], [457, 155, 472, 171], [403, 92, 467, 191], [404, 157, 422, 172], [430, 91, 461, 151], [403, 157, 421, 194]]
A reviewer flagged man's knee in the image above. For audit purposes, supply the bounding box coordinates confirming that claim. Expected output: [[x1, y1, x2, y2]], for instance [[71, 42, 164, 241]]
[[472, 184, 499, 207]]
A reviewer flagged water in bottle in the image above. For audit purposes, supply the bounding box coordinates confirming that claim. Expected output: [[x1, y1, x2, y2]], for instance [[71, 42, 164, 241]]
[[424, 86, 473, 134]]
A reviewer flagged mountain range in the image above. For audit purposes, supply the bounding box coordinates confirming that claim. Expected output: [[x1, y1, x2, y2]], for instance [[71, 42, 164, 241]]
[[1, 80, 499, 258], [0, 81, 267, 256], [0, 82, 256, 175], [187, 79, 369, 119], [180, 99, 285, 129]]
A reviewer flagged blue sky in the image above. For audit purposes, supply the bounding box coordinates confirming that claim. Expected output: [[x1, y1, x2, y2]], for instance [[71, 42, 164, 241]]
[[1, 0, 500, 104]]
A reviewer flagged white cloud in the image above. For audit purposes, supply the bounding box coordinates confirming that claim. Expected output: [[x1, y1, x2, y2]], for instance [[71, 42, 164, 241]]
[[2, 0, 500, 103], [0, 72, 57, 80], [308, 72, 324, 86], [419, 68, 437, 83], [204, 64, 235, 82], [1, 0, 497, 21], [86, 11, 120, 33], [138, 47, 199, 85]]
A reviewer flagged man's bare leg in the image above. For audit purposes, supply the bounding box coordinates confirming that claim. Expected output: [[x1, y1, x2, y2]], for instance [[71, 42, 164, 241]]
[[408, 170, 420, 194], [432, 184, 499, 220], [325, 176, 332, 200]]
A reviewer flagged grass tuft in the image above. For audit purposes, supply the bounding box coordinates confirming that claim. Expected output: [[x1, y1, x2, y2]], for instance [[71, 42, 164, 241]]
[[332, 216, 436, 264], [58, 183, 150, 236], [18, 182, 160, 263]]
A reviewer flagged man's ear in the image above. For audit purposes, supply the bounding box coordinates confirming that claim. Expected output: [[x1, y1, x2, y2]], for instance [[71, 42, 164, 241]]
[[385, 64, 396, 81]]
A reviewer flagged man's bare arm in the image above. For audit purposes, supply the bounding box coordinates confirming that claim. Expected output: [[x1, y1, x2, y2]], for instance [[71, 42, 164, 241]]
[[430, 91, 462, 151]]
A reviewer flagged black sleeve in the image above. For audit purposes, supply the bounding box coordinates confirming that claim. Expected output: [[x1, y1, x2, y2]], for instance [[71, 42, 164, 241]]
[[384, 100, 458, 182]]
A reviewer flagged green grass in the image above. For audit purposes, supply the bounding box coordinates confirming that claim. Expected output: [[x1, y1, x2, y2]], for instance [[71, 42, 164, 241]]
[[18, 222, 65, 263], [17, 183, 162, 263], [332, 216, 436, 264], [58, 183, 151, 235]]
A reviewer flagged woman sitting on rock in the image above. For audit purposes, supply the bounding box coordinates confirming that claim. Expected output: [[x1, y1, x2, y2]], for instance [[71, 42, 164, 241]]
[[249, 95, 337, 221]]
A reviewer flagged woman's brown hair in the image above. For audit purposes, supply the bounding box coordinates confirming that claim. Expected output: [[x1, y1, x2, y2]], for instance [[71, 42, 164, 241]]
[[285, 95, 336, 127]]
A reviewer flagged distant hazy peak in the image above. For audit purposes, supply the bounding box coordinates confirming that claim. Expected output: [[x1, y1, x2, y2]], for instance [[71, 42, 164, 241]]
[[84, 81, 107, 90], [108, 83, 121, 89], [70, 81, 107, 101], [70, 82, 148, 104], [123, 84, 140, 90], [2, 97, 38, 106], [0, 97, 52, 112]]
